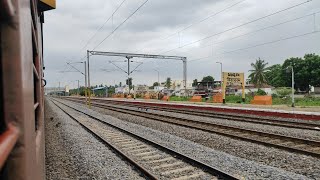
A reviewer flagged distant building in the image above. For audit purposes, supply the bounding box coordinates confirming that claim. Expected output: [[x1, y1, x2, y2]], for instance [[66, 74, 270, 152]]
[[170, 80, 193, 91], [154, 86, 165, 91]]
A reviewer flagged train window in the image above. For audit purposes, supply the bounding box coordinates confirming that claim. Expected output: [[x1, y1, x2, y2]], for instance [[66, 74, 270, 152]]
[[31, 0, 40, 131]]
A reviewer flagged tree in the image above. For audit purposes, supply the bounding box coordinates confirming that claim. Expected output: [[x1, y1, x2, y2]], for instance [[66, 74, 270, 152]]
[[119, 82, 122, 87], [249, 58, 269, 88], [201, 76, 214, 82], [165, 77, 171, 89], [192, 79, 198, 87], [265, 64, 284, 87], [282, 57, 308, 92], [281, 54, 320, 92], [153, 82, 159, 87], [150, 82, 160, 90], [305, 54, 320, 87]]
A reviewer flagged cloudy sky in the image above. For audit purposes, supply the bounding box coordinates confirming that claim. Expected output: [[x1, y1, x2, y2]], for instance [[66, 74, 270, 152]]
[[43, 0, 320, 89]]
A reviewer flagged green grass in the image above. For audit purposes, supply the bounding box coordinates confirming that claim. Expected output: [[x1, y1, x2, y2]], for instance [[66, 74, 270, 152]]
[[150, 94, 320, 107], [272, 97, 320, 106], [169, 96, 191, 101], [225, 95, 253, 104]]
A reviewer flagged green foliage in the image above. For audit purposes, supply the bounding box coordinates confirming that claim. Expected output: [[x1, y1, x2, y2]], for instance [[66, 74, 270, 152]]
[[153, 82, 159, 87], [256, 89, 267, 96], [201, 76, 214, 82], [166, 77, 171, 89], [249, 58, 268, 88], [275, 87, 292, 98], [264, 54, 320, 92], [265, 64, 284, 87], [271, 93, 278, 98], [225, 95, 253, 104], [169, 96, 191, 101], [295, 97, 320, 106], [281, 54, 320, 92], [192, 79, 198, 87], [150, 82, 160, 90], [305, 54, 320, 87]]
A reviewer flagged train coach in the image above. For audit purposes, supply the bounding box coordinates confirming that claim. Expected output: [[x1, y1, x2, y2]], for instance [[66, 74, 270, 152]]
[[0, 0, 55, 179]]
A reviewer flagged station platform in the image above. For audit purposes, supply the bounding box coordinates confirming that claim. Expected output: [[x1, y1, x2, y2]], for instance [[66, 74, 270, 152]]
[[87, 97, 320, 121]]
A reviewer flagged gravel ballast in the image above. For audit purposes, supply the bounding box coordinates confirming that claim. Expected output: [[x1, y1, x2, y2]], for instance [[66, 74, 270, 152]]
[[55, 98, 312, 179], [45, 99, 144, 179], [88, 101, 320, 141]]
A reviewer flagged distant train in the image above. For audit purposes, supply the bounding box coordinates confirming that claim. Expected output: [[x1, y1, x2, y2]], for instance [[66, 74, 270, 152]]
[[0, 0, 55, 180]]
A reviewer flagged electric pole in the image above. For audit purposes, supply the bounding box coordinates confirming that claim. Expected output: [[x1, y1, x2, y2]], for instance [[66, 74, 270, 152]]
[[77, 80, 80, 96]]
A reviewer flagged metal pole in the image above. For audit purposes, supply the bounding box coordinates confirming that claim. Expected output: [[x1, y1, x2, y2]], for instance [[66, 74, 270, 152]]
[[216, 62, 224, 103], [77, 80, 80, 96], [58, 82, 60, 96], [292, 66, 295, 107], [221, 63, 225, 104], [87, 51, 91, 108], [157, 71, 160, 100], [154, 69, 160, 100], [127, 57, 130, 96], [183, 59, 187, 96], [84, 61, 88, 105]]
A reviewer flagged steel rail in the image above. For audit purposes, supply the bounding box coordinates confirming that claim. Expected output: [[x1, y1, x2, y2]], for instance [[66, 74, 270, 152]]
[[125, 103, 320, 131], [66, 97, 320, 131], [64, 98, 320, 158], [51, 98, 239, 180]]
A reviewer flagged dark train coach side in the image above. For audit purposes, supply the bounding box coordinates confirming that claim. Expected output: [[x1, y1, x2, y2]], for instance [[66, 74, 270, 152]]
[[0, 0, 55, 180]]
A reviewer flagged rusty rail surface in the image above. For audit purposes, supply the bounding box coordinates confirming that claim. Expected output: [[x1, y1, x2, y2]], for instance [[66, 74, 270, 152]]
[[65, 97, 320, 131], [51, 98, 239, 180], [64, 97, 320, 158]]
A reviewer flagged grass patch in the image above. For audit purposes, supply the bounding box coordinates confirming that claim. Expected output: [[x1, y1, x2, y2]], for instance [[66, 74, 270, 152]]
[[225, 95, 253, 104], [169, 96, 191, 101], [160, 95, 320, 107]]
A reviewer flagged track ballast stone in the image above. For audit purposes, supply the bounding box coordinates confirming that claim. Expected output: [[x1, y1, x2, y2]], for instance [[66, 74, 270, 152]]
[[45, 99, 144, 180], [57, 98, 310, 179]]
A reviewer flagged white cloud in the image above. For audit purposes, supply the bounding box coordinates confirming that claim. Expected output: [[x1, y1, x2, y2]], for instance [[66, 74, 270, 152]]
[[43, 0, 320, 88]]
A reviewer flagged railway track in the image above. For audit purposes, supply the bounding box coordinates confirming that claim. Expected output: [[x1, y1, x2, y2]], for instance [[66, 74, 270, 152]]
[[63, 97, 320, 158], [89, 98, 320, 131], [51, 98, 239, 180]]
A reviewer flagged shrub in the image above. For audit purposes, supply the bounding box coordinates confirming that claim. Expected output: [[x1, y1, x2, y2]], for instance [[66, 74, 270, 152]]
[[256, 89, 267, 96], [275, 87, 292, 98]]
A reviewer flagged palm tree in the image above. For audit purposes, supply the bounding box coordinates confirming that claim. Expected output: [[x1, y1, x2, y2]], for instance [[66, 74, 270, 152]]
[[249, 58, 268, 88]]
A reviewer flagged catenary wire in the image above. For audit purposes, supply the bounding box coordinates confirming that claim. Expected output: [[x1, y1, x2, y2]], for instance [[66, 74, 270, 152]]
[[80, 0, 127, 52], [160, 0, 313, 55], [92, 0, 149, 51], [164, 11, 320, 56]]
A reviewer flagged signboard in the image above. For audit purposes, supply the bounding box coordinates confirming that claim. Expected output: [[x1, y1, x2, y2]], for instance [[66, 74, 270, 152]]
[[39, 0, 56, 11], [65, 85, 69, 93], [222, 72, 245, 102]]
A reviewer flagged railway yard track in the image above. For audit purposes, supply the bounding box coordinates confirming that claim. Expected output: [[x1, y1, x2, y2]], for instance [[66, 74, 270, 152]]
[[75, 97, 320, 131], [51, 98, 239, 180], [63, 97, 320, 158]]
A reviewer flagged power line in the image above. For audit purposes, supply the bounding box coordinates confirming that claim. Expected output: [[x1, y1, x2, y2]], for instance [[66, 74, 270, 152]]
[[188, 30, 320, 63], [162, 0, 247, 40], [150, 30, 320, 70], [172, 11, 320, 56], [102, 0, 245, 63], [161, 0, 313, 54], [80, 0, 127, 52], [92, 0, 149, 50]]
